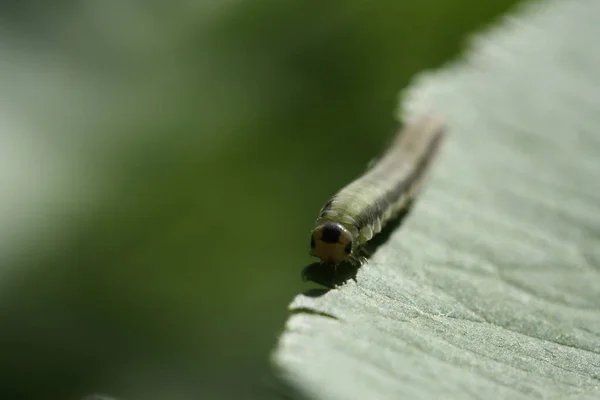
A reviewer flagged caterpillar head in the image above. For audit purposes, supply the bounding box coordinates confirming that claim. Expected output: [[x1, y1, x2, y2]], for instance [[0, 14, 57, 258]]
[[309, 222, 354, 264]]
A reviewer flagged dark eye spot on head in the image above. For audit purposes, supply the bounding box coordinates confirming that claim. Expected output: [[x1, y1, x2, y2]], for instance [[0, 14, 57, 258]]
[[321, 224, 341, 243], [344, 242, 352, 254], [310, 236, 316, 248]]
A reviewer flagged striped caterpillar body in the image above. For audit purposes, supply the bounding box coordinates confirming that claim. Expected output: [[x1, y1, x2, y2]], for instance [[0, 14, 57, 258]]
[[309, 115, 446, 265]]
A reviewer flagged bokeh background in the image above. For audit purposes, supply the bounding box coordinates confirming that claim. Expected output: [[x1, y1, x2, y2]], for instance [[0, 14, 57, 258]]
[[0, 1, 522, 399]]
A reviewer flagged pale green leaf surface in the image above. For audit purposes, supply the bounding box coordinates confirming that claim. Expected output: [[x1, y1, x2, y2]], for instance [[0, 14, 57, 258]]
[[272, 1, 600, 399]]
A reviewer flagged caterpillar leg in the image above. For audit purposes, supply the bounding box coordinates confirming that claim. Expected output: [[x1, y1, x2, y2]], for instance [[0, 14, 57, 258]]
[[350, 252, 369, 266], [358, 247, 371, 264], [345, 247, 370, 266]]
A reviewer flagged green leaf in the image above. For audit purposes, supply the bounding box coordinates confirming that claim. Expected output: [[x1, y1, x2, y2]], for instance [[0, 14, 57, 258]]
[[271, 1, 600, 399]]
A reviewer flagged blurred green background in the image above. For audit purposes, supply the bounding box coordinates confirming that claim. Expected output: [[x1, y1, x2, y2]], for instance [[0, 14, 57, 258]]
[[0, 1, 522, 399]]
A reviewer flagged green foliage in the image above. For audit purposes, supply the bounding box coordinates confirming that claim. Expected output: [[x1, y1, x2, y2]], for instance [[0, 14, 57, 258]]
[[272, 1, 600, 399], [0, 0, 523, 399]]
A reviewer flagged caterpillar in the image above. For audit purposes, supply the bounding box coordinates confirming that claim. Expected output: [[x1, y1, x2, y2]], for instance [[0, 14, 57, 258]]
[[309, 115, 446, 265]]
